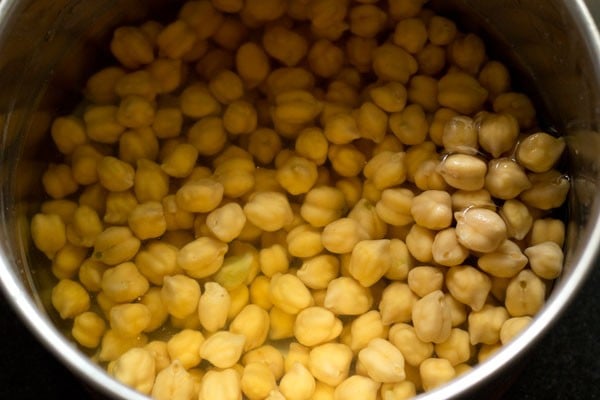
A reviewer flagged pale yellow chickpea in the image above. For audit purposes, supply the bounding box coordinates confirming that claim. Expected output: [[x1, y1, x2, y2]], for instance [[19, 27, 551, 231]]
[[500, 316, 532, 344], [355, 101, 388, 143], [393, 17, 428, 54], [115, 70, 158, 100], [269, 306, 295, 340], [334, 375, 381, 400], [244, 191, 294, 232], [166, 329, 205, 370], [308, 39, 345, 78], [323, 276, 373, 316], [378, 282, 416, 325], [419, 358, 455, 392], [441, 115, 478, 154], [127, 201, 166, 240], [151, 360, 195, 400], [178, 0, 223, 40], [341, 36, 374, 73], [416, 43, 446, 76], [133, 160, 168, 204], [135, 242, 179, 289], [505, 269, 546, 317], [109, 303, 152, 338], [439, 153, 487, 191], [159, 142, 198, 178], [431, 228, 469, 267], [358, 338, 406, 383], [51, 243, 88, 279], [229, 303, 270, 351], [51, 279, 90, 319], [30, 213, 67, 258], [42, 163, 78, 200], [445, 265, 491, 312], [370, 81, 407, 113], [479, 60, 511, 99], [242, 345, 285, 381], [519, 170, 570, 210], [94, 227, 141, 266], [321, 218, 369, 254], [349, 198, 388, 240], [347, 310, 387, 353], [294, 306, 343, 347], [380, 381, 417, 400], [388, 323, 432, 369], [241, 362, 277, 400], [375, 188, 414, 227], [176, 178, 224, 213], [300, 185, 346, 227], [51, 116, 87, 155], [449, 33, 486, 74], [328, 143, 367, 177], [323, 112, 360, 145], [410, 190, 452, 230], [405, 224, 435, 263], [70, 144, 104, 186], [455, 207, 507, 253], [110, 26, 154, 69], [524, 241, 564, 280], [180, 83, 222, 118], [293, 127, 328, 166], [286, 224, 323, 258], [349, 4, 387, 38], [276, 155, 318, 195], [437, 71, 488, 115], [177, 236, 228, 279], [118, 127, 160, 165], [85, 66, 126, 104], [306, 342, 353, 387], [484, 158, 531, 200], [408, 266, 445, 298], [428, 15, 457, 45], [407, 74, 439, 112], [389, 104, 428, 146], [269, 273, 314, 315], [262, 25, 308, 67], [78, 258, 108, 293], [110, 347, 156, 395], [72, 311, 106, 348], [186, 116, 227, 156], [97, 156, 135, 192], [236, 42, 270, 88], [266, 67, 316, 97], [493, 92, 536, 129], [529, 218, 565, 247], [372, 43, 418, 83], [98, 329, 148, 363], [161, 274, 201, 320], [477, 112, 520, 158], [516, 132, 566, 173], [223, 100, 257, 135], [147, 58, 184, 94], [116, 95, 156, 130]]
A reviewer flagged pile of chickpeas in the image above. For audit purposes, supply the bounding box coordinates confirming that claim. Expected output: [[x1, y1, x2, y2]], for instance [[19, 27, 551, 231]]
[[29, 0, 570, 399]]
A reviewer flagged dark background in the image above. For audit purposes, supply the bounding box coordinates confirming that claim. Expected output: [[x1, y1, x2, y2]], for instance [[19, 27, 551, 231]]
[[1, 262, 599, 399]]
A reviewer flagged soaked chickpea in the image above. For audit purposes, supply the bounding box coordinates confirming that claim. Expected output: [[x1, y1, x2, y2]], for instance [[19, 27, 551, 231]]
[[30, 1, 569, 398]]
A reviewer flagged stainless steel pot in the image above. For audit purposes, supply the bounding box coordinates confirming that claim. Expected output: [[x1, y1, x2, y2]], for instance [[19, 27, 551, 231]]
[[0, 1, 598, 399]]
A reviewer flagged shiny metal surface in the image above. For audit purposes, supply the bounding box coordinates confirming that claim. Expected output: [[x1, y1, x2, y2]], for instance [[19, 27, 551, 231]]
[[0, 1, 598, 399]]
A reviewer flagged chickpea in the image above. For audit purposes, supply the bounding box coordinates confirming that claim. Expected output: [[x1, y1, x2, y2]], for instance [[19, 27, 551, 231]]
[[529, 218, 565, 247], [346, 36, 378, 73], [416, 43, 446, 76], [519, 170, 570, 210], [505, 269, 546, 317], [294, 306, 343, 347], [439, 153, 487, 191], [485, 158, 531, 200], [110, 26, 154, 69], [363, 151, 407, 191], [524, 241, 564, 280], [442, 115, 478, 154], [324, 277, 373, 316], [448, 33, 486, 74], [408, 266, 444, 298], [435, 328, 472, 366], [500, 316, 532, 344], [405, 224, 435, 263], [477, 239, 528, 278], [516, 132, 566, 173], [389, 104, 429, 146], [410, 190, 452, 230], [388, 323, 433, 367], [223, 100, 258, 135], [85, 66, 126, 104], [393, 17, 428, 54], [370, 81, 407, 113], [477, 112, 520, 158], [478, 60, 511, 98], [493, 92, 536, 129], [262, 25, 308, 67], [428, 15, 457, 45], [419, 358, 455, 391], [379, 282, 417, 325], [455, 207, 507, 253], [412, 290, 452, 343], [445, 265, 491, 312], [437, 71, 488, 115], [152, 361, 195, 400], [372, 43, 418, 84]]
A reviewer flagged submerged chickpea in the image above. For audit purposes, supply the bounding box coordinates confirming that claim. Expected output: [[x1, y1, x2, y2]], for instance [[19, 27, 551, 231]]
[[455, 207, 507, 253]]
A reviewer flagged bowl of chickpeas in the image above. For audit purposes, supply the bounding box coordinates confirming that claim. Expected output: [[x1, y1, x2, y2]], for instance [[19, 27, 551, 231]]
[[0, 0, 599, 399]]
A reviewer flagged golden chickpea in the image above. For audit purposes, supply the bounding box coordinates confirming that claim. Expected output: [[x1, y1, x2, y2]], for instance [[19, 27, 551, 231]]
[[346, 36, 378, 73], [393, 17, 428, 54], [349, 4, 387, 38], [516, 132, 566, 173], [485, 158, 531, 200], [372, 43, 418, 83], [262, 25, 308, 67], [437, 71, 488, 115], [493, 92, 536, 129], [236, 42, 270, 88], [389, 104, 428, 146], [428, 15, 457, 45], [110, 26, 154, 69], [448, 33, 486, 74], [479, 60, 511, 99]]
